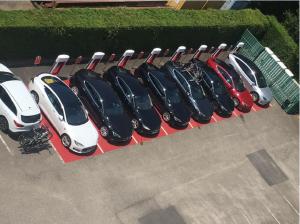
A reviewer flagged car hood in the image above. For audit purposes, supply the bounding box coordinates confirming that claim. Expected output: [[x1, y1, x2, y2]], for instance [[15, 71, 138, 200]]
[[107, 113, 133, 138], [194, 98, 214, 117], [215, 93, 235, 112], [138, 108, 161, 131], [171, 103, 191, 123], [68, 121, 99, 147]]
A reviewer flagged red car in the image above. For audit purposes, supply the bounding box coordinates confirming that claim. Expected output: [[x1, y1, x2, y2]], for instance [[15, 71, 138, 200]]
[[207, 47, 253, 112]]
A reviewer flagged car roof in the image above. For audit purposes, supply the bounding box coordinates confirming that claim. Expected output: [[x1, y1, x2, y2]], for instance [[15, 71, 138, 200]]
[[44, 76, 80, 107], [215, 58, 240, 79], [147, 66, 177, 90], [114, 67, 148, 95]]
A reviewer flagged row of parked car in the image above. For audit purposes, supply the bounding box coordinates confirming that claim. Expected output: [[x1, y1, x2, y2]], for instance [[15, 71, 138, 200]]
[[0, 43, 272, 154]]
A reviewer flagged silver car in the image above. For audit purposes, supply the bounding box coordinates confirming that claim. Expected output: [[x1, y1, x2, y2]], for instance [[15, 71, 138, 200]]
[[227, 53, 273, 106]]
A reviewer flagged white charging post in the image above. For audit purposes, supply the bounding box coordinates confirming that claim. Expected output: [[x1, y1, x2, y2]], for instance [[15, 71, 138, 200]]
[[170, 46, 186, 62], [146, 48, 162, 65], [232, 42, 244, 53], [193, 45, 208, 60], [86, 52, 105, 71], [117, 49, 135, 68], [49, 54, 70, 75], [211, 43, 227, 59]]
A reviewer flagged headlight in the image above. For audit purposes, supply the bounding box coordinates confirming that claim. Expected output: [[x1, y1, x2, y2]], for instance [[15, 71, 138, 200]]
[[74, 140, 84, 147], [142, 124, 150, 130], [112, 131, 120, 137]]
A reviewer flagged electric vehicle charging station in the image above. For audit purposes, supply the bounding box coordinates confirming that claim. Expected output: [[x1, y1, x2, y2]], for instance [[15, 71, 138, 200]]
[[86, 52, 105, 71]]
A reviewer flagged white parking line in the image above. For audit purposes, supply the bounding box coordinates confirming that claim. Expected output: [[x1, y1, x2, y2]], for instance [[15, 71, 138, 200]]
[[97, 143, 104, 154], [270, 103, 273, 107], [0, 134, 14, 156], [233, 111, 238, 117], [252, 107, 257, 112], [212, 115, 217, 122], [283, 196, 299, 215], [132, 136, 138, 144], [264, 205, 281, 224], [161, 126, 168, 135], [49, 141, 64, 163], [189, 122, 194, 128]]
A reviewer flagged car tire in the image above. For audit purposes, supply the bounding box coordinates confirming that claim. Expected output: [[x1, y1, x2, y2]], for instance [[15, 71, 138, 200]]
[[100, 126, 109, 137], [251, 92, 259, 102], [31, 91, 39, 104], [61, 134, 71, 148], [71, 86, 79, 96], [131, 119, 139, 129], [0, 116, 9, 132], [162, 112, 171, 122], [233, 97, 240, 107]]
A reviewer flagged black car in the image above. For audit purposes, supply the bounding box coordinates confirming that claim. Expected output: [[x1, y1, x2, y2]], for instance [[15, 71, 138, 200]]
[[103, 66, 161, 136], [161, 61, 214, 123], [69, 69, 133, 144], [188, 60, 234, 116], [135, 63, 191, 128]]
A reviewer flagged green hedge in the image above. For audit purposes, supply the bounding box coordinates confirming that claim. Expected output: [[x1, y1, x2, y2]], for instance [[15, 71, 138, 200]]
[[0, 8, 268, 60], [0, 8, 297, 77], [261, 16, 299, 79]]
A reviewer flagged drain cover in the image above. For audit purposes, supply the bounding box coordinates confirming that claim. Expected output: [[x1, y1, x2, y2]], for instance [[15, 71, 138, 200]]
[[139, 206, 186, 224], [247, 149, 288, 186]]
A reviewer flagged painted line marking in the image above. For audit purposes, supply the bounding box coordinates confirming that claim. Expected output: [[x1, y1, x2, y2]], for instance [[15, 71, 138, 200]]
[[132, 136, 138, 144], [233, 111, 238, 117], [252, 107, 257, 112], [264, 205, 281, 224], [0, 134, 14, 156], [270, 103, 273, 107], [188, 122, 194, 128], [97, 143, 104, 154], [283, 196, 299, 216], [49, 141, 64, 163], [161, 126, 168, 135], [212, 115, 217, 122]]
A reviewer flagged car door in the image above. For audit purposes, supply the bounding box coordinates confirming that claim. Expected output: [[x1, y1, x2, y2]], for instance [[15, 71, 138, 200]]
[[84, 81, 102, 125], [44, 87, 65, 134], [235, 58, 255, 90], [148, 73, 164, 112], [217, 66, 233, 90], [0, 85, 17, 121], [116, 77, 133, 113]]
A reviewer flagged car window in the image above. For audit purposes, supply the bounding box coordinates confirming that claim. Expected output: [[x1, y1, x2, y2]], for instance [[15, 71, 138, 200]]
[[44, 87, 63, 116], [0, 72, 18, 83], [174, 70, 190, 90], [85, 81, 102, 108], [117, 77, 131, 99], [0, 86, 17, 115], [149, 73, 164, 96], [202, 73, 212, 88], [236, 58, 256, 83], [217, 66, 232, 85]]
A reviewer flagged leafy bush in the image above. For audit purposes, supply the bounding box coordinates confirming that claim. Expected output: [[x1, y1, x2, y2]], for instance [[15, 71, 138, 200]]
[[261, 16, 299, 79], [282, 9, 299, 43], [0, 8, 268, 60]]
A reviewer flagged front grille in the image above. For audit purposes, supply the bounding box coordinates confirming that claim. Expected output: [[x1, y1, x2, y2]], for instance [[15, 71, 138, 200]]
[[21, 114, 41, 123], [81, 145, 97, 153]]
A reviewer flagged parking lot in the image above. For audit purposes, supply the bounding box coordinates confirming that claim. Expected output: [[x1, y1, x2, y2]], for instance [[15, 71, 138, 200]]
[[0, 60, 298, 224]]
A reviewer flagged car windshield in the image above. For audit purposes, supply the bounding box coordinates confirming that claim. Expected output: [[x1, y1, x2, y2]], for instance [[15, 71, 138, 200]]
[[134, 94, 153, 110], [213, 81, 227, 95], [166, 89, 181, 104], [0, 72, 18, 83], [103, 98, 124, 116], [190, 82, 205, 100], [64, 99, 88, 126], [255, 72, 268, 88]]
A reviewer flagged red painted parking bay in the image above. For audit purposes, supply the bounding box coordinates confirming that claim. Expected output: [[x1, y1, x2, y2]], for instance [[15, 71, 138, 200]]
[[44, 103, 270, 163]]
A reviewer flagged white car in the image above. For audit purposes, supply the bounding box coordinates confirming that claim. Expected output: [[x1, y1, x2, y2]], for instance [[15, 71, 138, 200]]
[[0, 63, 41, 133], [28, 73, 99, 154]]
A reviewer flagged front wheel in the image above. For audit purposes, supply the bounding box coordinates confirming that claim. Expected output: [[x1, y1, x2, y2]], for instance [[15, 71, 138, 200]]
[[61, 134, 71, 148], [100, 126, 109, 137], [0, 116, 9, 132], [131, 119, 139, 129], [233, 97, 240, 107], [162, 112, 171, 122], [251, 92, 259, 102]]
